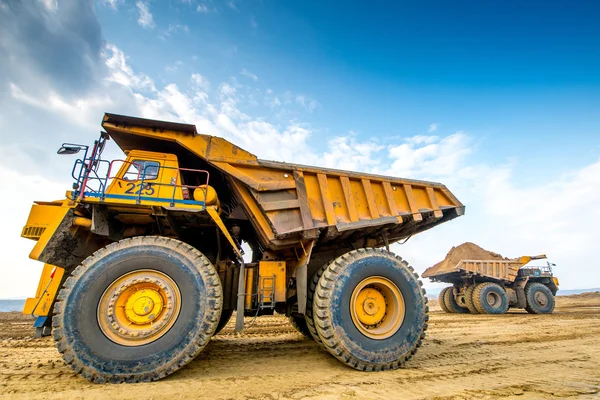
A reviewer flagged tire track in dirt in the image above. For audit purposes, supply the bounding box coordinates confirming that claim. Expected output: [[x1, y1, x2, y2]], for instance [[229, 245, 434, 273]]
[[0, 294, 599, 399]]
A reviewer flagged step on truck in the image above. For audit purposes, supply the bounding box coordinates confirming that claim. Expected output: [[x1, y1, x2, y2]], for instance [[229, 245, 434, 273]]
[[20, 113, 464, 383], [423, 256, 559, 315]]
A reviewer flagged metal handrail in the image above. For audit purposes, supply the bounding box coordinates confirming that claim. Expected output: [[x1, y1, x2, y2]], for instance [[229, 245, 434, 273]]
[[75, 158, 210, 208]]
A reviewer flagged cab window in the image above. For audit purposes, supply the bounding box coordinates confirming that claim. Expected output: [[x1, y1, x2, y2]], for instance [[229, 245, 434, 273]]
[[124, 160, 160, 181]]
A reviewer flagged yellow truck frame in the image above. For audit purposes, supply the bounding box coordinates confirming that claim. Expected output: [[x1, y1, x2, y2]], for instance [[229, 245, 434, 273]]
[[21, 113, 465, 383]]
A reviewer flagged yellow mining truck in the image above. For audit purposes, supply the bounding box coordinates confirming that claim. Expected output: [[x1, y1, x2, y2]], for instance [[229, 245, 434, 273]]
[[423, 256, 559, 315], [20, 114, 464, 383]]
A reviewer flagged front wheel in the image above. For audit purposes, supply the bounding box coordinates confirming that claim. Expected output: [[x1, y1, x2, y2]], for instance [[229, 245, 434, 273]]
[[313, 248, 428, 371], [525, 283, 555, 314], [52, 236, 223, 383]]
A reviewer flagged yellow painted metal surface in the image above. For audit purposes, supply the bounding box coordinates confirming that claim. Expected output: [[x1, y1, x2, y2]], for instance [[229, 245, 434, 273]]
[[244, 267, 255, 310], [350, 276, 405, 340], [25, 202, 74, 262], [106, 150, 185, 201], [206, 207, 243, 259], [101, 114, 465, 250], [258, 261, 286, 303], [23, 264, 64, 316], [97, 269, 181, 346]]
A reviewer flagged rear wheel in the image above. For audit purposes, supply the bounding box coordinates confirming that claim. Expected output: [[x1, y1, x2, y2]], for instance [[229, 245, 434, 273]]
[[313, 248, 428, 371], [464, 285, 479, 314], [214, 309, 233, 335], [288, 315, 311, 338], [52, 236, 222, 383], [443, 287, 470, 313], [472, 282, 508, 314], [438, 287, 452, 313], [525, 283, 555, 314]]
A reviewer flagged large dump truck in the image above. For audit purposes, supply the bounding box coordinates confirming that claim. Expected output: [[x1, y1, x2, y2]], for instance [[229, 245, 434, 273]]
[[20, 114, 464, 383], [423, 253, 559, 315]]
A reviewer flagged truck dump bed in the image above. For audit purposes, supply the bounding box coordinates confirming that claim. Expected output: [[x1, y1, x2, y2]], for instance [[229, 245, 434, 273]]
[[101, 114, 465, 250], [422, 259, 526, 284]]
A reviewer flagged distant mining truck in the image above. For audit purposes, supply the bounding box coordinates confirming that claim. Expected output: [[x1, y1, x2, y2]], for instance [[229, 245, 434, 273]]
[[20, 114, 465, 383], [422, 256, 559, 314]]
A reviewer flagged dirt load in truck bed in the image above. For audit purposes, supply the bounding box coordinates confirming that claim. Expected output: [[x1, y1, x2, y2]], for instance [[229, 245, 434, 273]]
[[423, 242, 508, 277]]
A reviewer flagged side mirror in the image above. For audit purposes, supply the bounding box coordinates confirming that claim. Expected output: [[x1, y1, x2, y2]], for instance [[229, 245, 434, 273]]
[[57, 146, 82, 155]]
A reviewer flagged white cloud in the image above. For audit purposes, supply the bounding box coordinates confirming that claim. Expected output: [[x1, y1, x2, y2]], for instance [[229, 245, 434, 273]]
[[191, 73, 210, 91], [100, 0, 122, 9], [196, 3, 214, 13], [322, 135, 384, 172], [428, 123, 439, 133], [136, 1, 155, 29], [0, 165, 66, 298], [103, 44, 156, 91], [9, 82, 114, 130], [295, 95, 318, 113], [159, 24, 189, 40], [388, 132, 471, 178], [165, 60, 184, 73], [40, 0, 58, 12], [241, 68, 258, 81]]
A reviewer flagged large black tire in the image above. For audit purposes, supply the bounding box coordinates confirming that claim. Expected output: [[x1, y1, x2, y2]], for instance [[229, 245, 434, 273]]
[[443, 287, 470, 313], [288, 315, 311, 338], [525, 282, 555, 314], [472, 282, 508, 314], [305, 262, 329, 345], [438, 287, 452, 313], [52, 236, 223, 383], [464, 285, 479, 314], [214, 309, 234, 335], [313, 248, 428, 371]]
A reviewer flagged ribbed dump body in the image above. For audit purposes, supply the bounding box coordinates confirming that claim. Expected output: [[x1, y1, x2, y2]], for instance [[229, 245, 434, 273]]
[[102, 114, 465, 250], [423, 260, 525, 284]]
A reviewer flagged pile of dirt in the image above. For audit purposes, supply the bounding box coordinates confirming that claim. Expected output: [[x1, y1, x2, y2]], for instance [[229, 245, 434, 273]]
[[423, 242, 507, 277]]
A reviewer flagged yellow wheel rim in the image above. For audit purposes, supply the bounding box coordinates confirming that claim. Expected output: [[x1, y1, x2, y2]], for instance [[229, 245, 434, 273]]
[[350, 276, 405, 340], [97, 269, 181, 346]]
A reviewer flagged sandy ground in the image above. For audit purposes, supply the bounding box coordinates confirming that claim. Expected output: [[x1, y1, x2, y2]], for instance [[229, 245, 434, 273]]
[[1, 294, 599, 400]]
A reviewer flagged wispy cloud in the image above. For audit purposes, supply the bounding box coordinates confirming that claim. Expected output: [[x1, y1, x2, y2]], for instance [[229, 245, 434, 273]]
[[250, 15, 258, 29], [165, 60, 184, 73], [196, 2, 215, 13], [159, 24, 189, 40], [40, 0, 58, 12], [295, 95, 318, 113], [241, 68, 258, 81], [428, 123, 439, 133], [136, 1, 155, 29], [99, 0, 123, 9]]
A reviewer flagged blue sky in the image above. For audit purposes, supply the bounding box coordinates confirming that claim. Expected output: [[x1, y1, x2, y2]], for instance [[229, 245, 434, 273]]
[[96, 0, 600, 175], [1, 0, 599, 297]]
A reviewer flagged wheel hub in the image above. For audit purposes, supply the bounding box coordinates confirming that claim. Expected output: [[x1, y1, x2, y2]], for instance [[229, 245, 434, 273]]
[[534, 291, 548, 306], [356, 288, 386, 325], [350, 277, 405, 340], [98, 270, 181, 346], [486, 292, 501, 308], [125, 289, 164, 323]]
